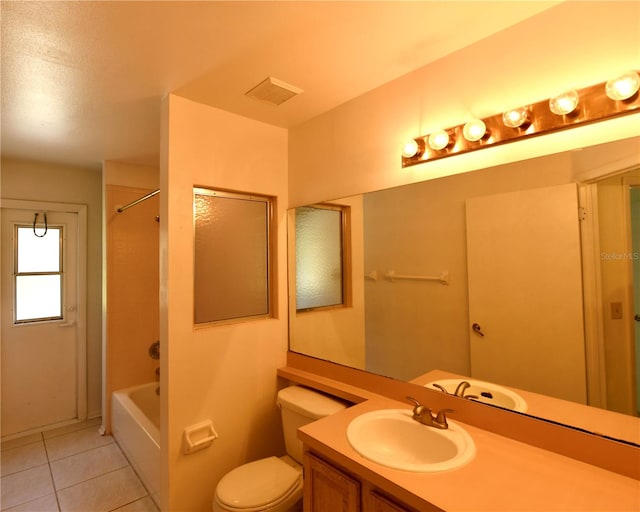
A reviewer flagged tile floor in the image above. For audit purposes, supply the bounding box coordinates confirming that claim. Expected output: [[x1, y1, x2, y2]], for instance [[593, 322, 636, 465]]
[[0, 418, 159, 512]]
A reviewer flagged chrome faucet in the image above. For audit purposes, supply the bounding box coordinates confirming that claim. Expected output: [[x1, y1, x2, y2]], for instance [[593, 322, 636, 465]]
[[405, 396, 454, 430]]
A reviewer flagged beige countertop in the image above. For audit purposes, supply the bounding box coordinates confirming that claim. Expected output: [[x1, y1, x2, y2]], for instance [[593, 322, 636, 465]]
[[299, 395, 640, 512]]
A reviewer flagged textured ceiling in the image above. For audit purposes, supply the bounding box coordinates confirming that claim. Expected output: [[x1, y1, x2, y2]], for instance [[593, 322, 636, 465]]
[[0, 1, 561, 169]]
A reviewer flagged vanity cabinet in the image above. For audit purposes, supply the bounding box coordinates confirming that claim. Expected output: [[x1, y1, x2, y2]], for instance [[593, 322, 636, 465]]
[[365, 491, 413, 512], [303, 451, 417, 512]]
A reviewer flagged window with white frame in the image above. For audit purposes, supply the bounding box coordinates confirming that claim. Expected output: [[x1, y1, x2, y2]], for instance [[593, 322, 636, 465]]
[[14, 225, 63, 323]]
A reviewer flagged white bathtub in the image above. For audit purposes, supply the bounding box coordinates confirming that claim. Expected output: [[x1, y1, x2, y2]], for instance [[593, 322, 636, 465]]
[[112, 382, 160, 507]]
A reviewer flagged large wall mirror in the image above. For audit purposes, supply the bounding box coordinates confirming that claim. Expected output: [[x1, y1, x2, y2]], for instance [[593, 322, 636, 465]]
[[288, 135, 640, 446]]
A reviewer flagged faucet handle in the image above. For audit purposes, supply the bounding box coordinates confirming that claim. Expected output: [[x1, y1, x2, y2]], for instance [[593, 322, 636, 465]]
[[431, 383, 450, 394], [405, 396, 428, 417], [405, 396, 421, 407]]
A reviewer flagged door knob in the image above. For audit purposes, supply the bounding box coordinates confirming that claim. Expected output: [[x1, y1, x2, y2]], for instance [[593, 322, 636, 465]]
[[472, 323, 485, 336], [635, 314, 640, 322]]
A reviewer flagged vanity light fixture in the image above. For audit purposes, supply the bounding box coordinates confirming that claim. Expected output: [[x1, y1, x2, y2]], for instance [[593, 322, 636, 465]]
[[549, 89, 579, 116], [401, 139, 420, 158], [428, 130, 451, 150], [605, 71, 640, 101], [502, 107, 530, 128], [401, 71, 640, 169], [462, 119, 487, 142]]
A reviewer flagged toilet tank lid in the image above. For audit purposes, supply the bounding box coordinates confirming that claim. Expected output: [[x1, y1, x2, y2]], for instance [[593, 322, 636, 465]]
[[276, 386, 348, 419]]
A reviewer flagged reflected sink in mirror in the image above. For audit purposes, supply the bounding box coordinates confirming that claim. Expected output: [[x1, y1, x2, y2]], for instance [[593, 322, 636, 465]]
[[426, 379, 527, 413], [346, 409, 475, 472]]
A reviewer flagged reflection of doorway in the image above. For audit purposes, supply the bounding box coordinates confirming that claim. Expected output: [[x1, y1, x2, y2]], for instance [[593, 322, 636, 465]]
[[590, 170, 639, 416], [629, 184, 640, 414]]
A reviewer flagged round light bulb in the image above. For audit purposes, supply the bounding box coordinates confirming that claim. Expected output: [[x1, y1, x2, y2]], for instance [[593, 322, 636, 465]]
[[401, 139, 419, 158], [428, 130, 450, 151], [606, 71, 640, 101], [502, 107, 529, 128], [549, 90, 579, 115], [462, 119, 486, 142]]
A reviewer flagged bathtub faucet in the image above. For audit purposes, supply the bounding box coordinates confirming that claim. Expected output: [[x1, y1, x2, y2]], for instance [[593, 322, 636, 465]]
[[148, 340, 160, 360]]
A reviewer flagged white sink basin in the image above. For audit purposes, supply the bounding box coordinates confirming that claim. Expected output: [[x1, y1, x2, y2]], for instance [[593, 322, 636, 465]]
[[346, 409, 475, 472], [426, 379, 527, 413]]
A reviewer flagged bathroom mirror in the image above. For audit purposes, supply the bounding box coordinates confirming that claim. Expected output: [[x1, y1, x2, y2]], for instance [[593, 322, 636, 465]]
[[288, 135, 640, 444]]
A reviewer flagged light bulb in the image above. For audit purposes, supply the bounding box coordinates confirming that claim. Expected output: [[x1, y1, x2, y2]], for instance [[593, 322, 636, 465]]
[[502, 107, 529, 128], [462, 119, 486, 142], [549, 90, 579, 115], [427, 130, 450, 151], [606, 71, 640, 101], [401, 139, 419, 158]]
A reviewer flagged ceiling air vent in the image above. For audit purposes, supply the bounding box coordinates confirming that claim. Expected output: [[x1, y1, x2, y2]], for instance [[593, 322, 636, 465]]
[[245, 77, 303, 106]]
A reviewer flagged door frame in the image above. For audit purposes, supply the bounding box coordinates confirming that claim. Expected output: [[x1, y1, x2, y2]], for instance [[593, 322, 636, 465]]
[[578, 184, 607, 408], [579, 168, 640, 411], [1, 198, 88, 423], [622, 174, 640, 413]]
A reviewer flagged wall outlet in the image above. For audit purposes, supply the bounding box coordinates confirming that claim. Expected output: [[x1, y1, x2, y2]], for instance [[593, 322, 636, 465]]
[[610, 301, 623, 320]]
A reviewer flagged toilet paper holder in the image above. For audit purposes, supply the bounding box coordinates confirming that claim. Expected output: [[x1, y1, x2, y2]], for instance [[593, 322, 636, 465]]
[[182, 420, 218, 455]]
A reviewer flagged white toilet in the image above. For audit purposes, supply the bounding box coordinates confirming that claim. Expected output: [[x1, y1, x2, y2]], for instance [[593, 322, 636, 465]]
[[212, 385, 348, 512]]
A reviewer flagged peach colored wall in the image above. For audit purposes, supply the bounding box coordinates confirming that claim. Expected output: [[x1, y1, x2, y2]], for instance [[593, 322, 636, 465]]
[[0, 157, 103, 419], [288, 1, 640, 207], [104, 178, 160, 432], [104, 160, 160, 189], [161, 95, 288, 512]]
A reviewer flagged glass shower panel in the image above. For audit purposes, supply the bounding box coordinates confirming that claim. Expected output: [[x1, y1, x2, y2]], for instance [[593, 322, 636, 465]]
[[295, 206, 343, 310], [194, 189, 270, 324]]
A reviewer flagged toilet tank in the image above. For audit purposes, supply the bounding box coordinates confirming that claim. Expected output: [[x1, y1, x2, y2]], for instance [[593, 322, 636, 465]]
[[276, 386, 348, 463]]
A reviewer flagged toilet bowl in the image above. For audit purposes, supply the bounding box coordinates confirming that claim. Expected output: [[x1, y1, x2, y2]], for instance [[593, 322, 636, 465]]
[[212, 456, 302, 512], [212, 386, 347, 512]]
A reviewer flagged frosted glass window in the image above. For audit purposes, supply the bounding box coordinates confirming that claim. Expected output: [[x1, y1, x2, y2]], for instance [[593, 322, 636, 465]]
[[14, 226, 63, 323], [16, 275, 62, 321], [194, 188, 271, 324], [18, 227, 60, 272], [295, 206, 344, 311]]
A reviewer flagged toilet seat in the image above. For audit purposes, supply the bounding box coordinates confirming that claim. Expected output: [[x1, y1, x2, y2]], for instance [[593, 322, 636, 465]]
[[214, 456, 302, 512]]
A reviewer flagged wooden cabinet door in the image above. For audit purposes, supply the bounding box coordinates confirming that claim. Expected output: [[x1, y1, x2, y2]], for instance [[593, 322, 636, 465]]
[[304, 452, 360, 512], [366, 490, 413, 512]]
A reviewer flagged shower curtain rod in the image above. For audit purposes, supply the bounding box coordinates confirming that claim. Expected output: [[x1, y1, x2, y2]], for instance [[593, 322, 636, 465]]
[[116, 189, 160, 213]]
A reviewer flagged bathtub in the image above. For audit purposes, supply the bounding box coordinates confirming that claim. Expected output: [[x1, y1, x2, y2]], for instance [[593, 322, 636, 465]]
[[112, 382, 160, 507]]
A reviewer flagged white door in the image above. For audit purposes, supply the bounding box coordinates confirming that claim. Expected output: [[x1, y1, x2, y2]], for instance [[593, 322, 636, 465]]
[[466, 183, 587, 404], [1, 207, 81, 436]]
